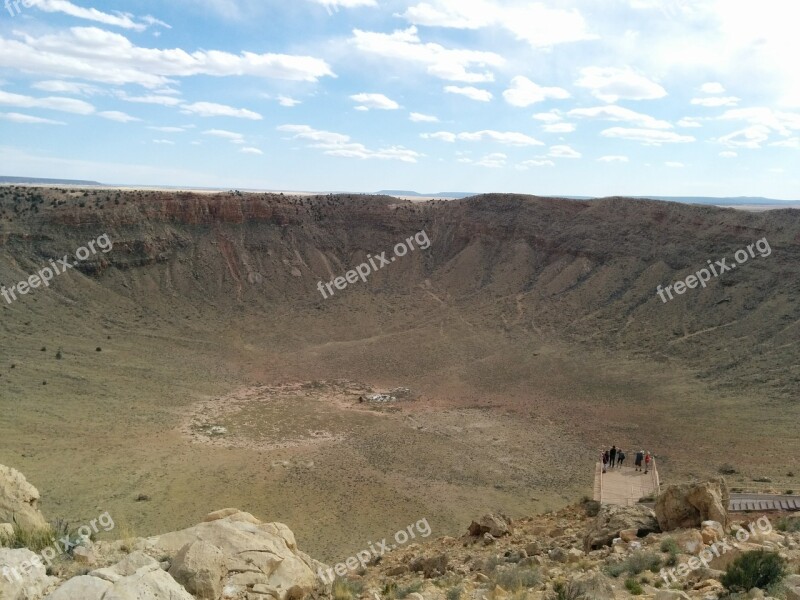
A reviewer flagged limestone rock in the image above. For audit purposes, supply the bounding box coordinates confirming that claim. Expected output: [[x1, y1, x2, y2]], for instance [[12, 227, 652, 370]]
[[102, 568, 194, 600], [168, 540, 225, 599], [409, 554, 448, 578], [144, 510, 319, 600], [655, 591, 691, 599], [584, 504, 659, 551], [572, 571, 614, 600], [467, 514, 513, 538], [44, 575, 112, 600], [0, 547, 59, 600], [0, 464, 48, 531], [655, 478, 730, 531]]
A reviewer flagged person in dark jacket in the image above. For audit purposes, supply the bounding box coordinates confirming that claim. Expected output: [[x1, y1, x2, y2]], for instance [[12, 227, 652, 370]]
[[602, 450, 610, 473], [635, 449, 644, 472], [617, 449, 626, 467], [609, 445, 617, 469]]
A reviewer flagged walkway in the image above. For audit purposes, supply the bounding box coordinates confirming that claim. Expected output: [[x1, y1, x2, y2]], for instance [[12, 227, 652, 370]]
[[594, 460, 660, 506]]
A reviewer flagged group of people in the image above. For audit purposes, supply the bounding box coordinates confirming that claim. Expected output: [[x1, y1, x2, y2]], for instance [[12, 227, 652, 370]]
[[601, 446, 652, 474]]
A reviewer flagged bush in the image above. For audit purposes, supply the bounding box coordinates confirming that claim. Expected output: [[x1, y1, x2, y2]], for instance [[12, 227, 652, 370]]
[[776, 517, 800, 532], [624, 578, 643, 595], [2, 518, 57, 553], [395, 581, 423, 599], [446, 586, 463, 600], [545, 581, 588, 600], [721, 550, 787, 594], [604, 552, 661, 577], [332, 579, 364, 600], [660, 538, 679, 566], [491, 565, 540, 591]]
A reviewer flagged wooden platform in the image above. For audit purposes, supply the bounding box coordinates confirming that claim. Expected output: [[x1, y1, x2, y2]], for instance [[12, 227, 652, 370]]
[[594, 461, 660, 506]]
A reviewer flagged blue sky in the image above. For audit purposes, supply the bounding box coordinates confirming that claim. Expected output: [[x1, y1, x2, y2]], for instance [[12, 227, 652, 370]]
[[0, 0, 798, 197]]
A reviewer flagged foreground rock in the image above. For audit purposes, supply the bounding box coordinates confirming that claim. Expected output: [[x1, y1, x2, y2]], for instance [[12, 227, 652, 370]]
[[0, 464, 48, 531], [0, 548, 59, 600], [655, 477, 730, 531], [584, 504, 659, 550]]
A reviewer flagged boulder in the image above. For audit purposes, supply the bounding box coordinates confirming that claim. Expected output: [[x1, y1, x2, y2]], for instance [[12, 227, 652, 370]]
[[584, 504, 659, 551], [467, 514, 513, 538], [44, 575, 112, 600], [143, 510, 320, 600], [0, 547, 59, 600], [655, 478, 729, 531], [168, 540, 225, 599], [572, 571, 614, 600], [0, 464, 48, 531], [409, 554, 448, 578], [102, 568, 194, 600], [89, 551, 159, 583]]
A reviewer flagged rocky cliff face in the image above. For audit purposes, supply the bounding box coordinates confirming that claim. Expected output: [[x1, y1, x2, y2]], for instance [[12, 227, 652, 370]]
[[1, 188, 799, 398]]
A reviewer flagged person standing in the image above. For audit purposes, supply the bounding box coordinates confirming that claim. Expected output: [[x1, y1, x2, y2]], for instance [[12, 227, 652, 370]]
[[602, 450, 609, 473], [609, 445, 617, 469], [617, 449, 625, 467], [644, 451, 652, 474], [635, 449, 644, 472]]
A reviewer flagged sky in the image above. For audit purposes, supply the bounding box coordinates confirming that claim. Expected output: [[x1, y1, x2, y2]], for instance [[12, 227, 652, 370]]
[[0, 0, 798, 198]]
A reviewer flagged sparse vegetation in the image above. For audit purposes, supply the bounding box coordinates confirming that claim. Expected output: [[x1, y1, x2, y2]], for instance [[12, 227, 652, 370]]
[[605, 552, 661, 577], [776, 517, 800, 532], [546, 581, 588, 600], [624, 577, 644, 595], [332, 578, 364, 600], [720, 550, 787, 594], [490, 565, 540, 591]]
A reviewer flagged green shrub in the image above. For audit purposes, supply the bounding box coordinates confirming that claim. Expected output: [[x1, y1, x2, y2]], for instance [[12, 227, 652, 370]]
[[776, 517, 800, 533], [491, 565, 540, 591], [3, 519, 56, 553], [332, 579, 364, 600], [660, 538, 679, 566], [721, 550, 787, 594], [545, 580, 588, 600], [624, 578, 643, 595], [446, 586, 463, 600], [395, 581, 423, 599], [604, 552, 661, 577]]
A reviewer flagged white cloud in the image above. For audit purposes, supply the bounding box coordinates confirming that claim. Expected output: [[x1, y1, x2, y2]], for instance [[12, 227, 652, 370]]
[[98, 110, 139, 122], [444, 85, 492, 102], [518, 159, 555, 168], [600, 127, 695, 145], [769, 167, 785, 173], [548, 144, 581, 158], [0, 90, 94, 114], [240, 147, 263, 155], [31, 80, 101, 95], [677, 117, 702, 128], [117, 93, 183, 106], [700, 82, 725, 94], [148, 125, 191, 132], [277, 95, 301, 107], [278, 124, 421, 162], [719, 151, 738, 157], [422, 129, 543, 146], [665, 161, 685, 167], [575, 67, 667, 102], [598, 155, 629, 162], [421, 131, 457, 142], [771, 137, 800, 148], [503, 76, 570, 107], [181, 102, 262, 120], [311, 0, 376, 7], [350, 27, 503, 84], [473, 152, 507, 168], [399, 1, 594, 48], [567, 105, 672, 129], [0, 111, 65, 124], [691, 96, 740, 107], [717, 125, 770, 149], [543, 122, 576, 133], [718, 107, 800, 135], [350, 93, 400, 110], [409, 112, 439, 122], [532, 110, 562, 123], [203, 129, 245, 143], [29, 0, 168, 32], [153, 139, 175, 145], [0, 27, 334, 89]]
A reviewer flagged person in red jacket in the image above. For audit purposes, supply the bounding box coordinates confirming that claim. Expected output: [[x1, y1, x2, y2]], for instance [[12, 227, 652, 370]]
[[644, 451, 652, 474]]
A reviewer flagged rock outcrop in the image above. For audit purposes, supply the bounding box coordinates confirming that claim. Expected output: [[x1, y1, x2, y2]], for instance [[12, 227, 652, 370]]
[[0, 465, 48, 531], [655, 477, 730, 531], [584, 504, 659, 550]]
